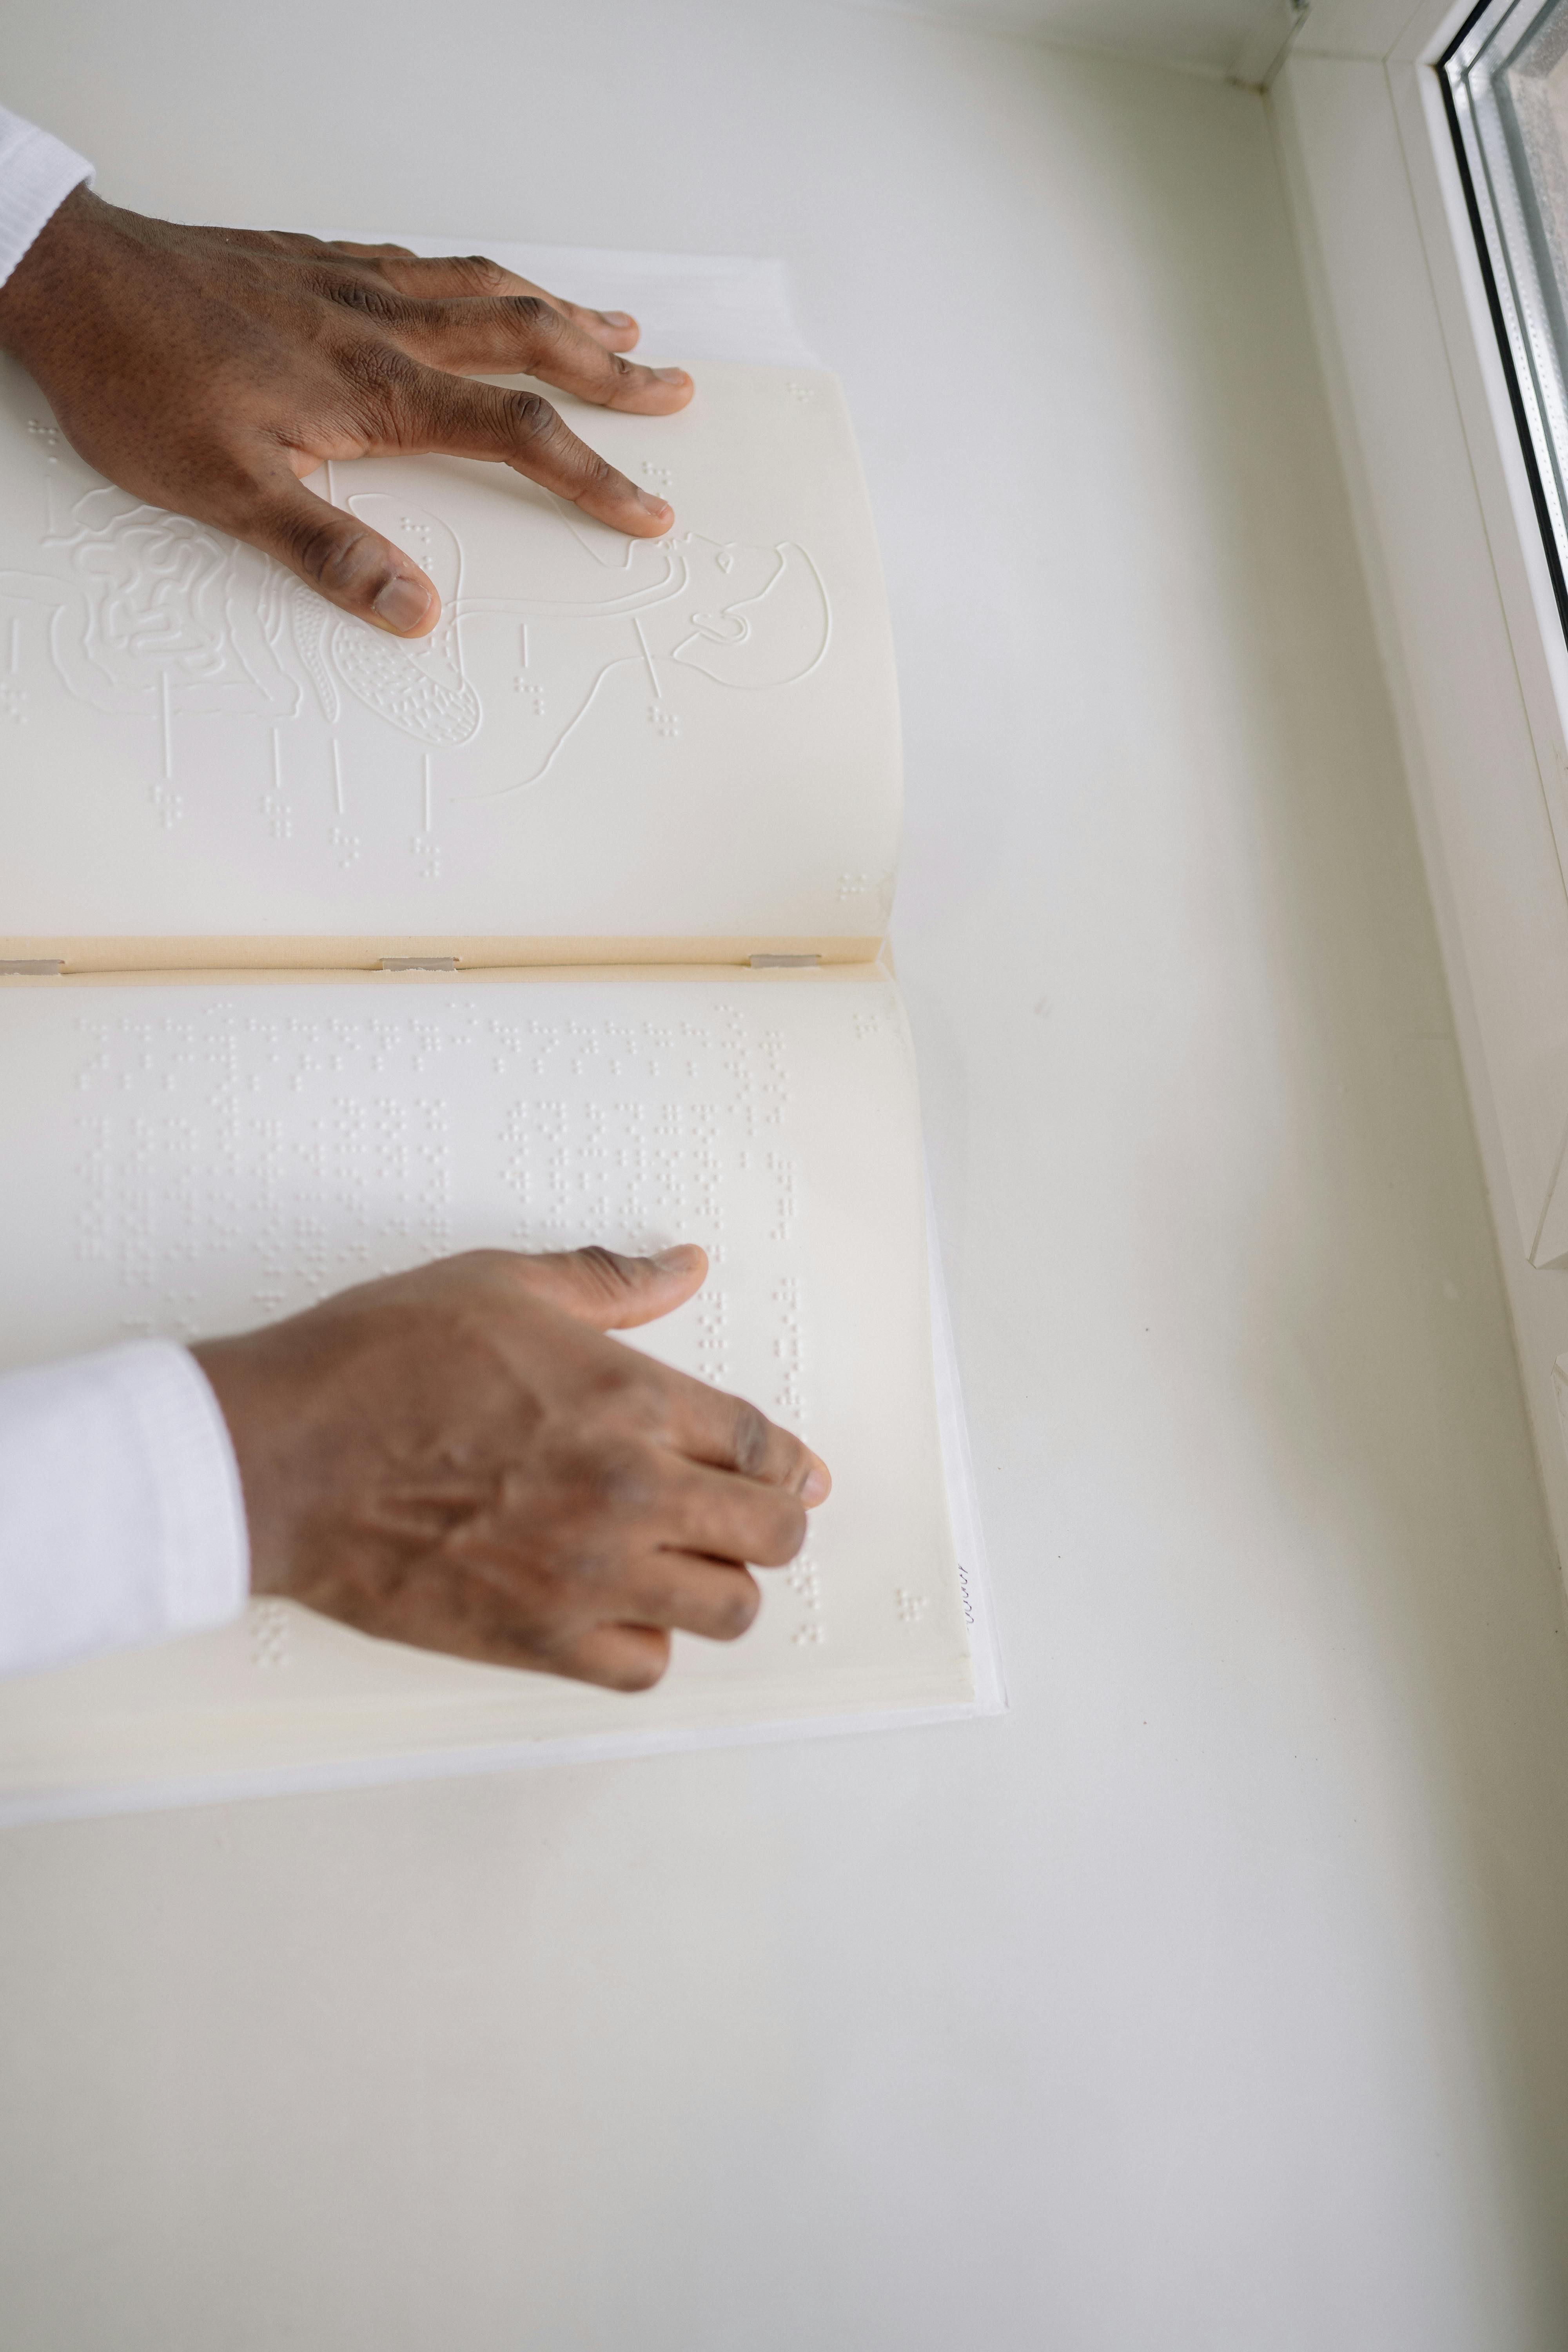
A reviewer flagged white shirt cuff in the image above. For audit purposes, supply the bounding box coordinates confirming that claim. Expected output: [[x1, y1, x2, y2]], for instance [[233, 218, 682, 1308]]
[[0, 1341, 249, 1679], [0, 105, 93, 291]]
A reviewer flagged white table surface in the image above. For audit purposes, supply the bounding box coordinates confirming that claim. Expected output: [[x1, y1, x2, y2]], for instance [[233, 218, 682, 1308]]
[[6, 6, 1568, 2347]]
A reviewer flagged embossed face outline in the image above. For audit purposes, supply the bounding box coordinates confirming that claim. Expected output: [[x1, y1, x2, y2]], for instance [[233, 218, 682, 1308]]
[[682, 540, 785, 646], [670, 541, 830, 690], [448, 525, 833, 792]]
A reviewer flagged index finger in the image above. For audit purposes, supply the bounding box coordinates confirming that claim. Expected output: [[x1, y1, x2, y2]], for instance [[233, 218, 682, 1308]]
[[366, 250, 644, 354], [647, 1357, 831, 1502], [377, 294, 690, 414]]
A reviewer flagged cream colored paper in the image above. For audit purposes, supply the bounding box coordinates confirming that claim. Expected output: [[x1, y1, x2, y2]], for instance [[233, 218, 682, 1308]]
[[0, 359, 900, 949], [0, 973, 973, 1805]]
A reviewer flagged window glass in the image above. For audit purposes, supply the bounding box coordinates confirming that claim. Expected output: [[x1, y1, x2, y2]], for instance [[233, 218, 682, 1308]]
[[1445, 0, 1568, 631]]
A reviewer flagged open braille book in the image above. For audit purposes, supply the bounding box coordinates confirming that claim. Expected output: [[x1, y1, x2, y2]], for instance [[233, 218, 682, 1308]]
[[0, 245, 1002, 1820]]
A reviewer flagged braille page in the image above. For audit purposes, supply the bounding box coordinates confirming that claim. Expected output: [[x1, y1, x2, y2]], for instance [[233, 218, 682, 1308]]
[[0, 973, 972, 1809], [0, 359, 900, 953]]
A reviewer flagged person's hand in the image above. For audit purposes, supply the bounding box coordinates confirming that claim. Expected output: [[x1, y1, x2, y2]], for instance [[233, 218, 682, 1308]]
[[192, 1245, 830, 1691], [0, 186, 692, 639]]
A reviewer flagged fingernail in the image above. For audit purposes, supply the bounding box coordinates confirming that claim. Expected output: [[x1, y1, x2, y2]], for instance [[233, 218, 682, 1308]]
[[371, 574, 432, 633], [654, 366, 689, 385], [652, 1244, 700, 1274], [602, 310, 635, 328], [637, 490, 673, 522], [800, 1460, 831, 1506]]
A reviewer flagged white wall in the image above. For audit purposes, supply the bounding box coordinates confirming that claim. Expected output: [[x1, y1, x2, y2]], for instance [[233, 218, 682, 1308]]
[[825, 0, 1289, 78], [4, 6, 1568, 2346]]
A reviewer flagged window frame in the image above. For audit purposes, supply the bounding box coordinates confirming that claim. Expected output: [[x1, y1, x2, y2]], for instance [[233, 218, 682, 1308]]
[[1275, 0, 1568, 1575]]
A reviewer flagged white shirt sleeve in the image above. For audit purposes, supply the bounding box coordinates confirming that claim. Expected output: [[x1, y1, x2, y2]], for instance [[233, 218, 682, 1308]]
[[0, 1343, 250, 1680], [0, 114, 249, 1681], [0, 104, 93, 292]]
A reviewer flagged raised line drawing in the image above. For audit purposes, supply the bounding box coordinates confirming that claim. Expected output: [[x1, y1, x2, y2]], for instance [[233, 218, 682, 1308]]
[[0, 433, 835, 835], [461, 526, 832, 796]]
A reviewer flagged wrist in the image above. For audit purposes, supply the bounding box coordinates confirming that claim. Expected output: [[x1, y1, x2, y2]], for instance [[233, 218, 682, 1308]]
[[190, 1330, 304, 1600], [0, 182, 102, 363]]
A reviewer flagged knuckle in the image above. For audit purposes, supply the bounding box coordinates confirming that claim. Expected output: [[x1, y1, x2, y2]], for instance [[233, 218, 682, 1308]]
[[450, 1247, 519, 1286], [572, 1244, 636, 1301], [504, 389, 561, 446], [340, 337, 419, 400], [324, 238, 411, 259], [328, 276, 405, 324], [500, 1539, 614, 1633], [583, 1349, 654, 1418], [501, 292, 554, 336], [659, 1564, 757, 1640], [729, 1399, 773, 1479], [614, 1648, 669, 1693], [491, 1575, 573, 1649], [717, 1576, 760, 1639], [291, 518, 379, 597], [752, 1494, 808, 1567], [454, 252, 507, 294], [578, 1441, 659, 1517], [549, 1542, 617, 1602]]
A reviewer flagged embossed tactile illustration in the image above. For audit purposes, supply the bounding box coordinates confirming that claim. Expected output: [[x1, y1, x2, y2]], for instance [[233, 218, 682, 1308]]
[[0, 361, 900, 943]]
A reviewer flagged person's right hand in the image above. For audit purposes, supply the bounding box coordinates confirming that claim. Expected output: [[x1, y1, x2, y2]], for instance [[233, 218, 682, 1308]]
[[0, 187, 692, 640], [192, 1245, 830, 1691]]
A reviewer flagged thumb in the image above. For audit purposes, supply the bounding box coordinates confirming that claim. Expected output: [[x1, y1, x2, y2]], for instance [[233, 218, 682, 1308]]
[[241, 472, 440, 637], [513, 1244, 708, 1331]]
